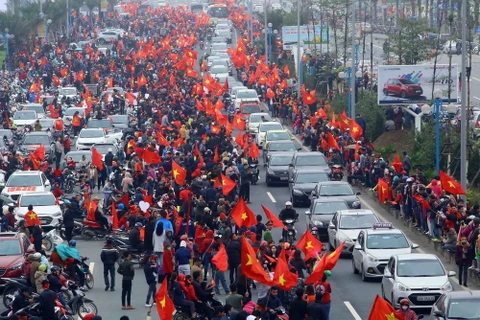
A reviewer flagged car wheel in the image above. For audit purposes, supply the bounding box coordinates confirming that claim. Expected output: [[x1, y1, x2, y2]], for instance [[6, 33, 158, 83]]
[[401, 90, 407, 98], [361, 265, 369, 282], [383, 89, 388, 95], [352, 259, 359, 274], [99, 38, 106, 45]]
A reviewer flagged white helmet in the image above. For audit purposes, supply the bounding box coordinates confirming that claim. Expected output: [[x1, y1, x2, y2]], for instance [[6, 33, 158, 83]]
[[285, 201, 292, 206]]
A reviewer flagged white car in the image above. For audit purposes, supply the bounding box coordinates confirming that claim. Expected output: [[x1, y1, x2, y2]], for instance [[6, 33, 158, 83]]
[[234, 89, 260, 108], [97, 30, 121, 44], [247, 112, 272, 134], [1, 171, 51, 201], [327, 209, 380, 253], [255, 121, 283, 147], [210, 43, 228, 54], [15, 192, 62, 228], [58, 87, 78, 101], [382, 253, 456, 309], [92, 143, 121, 161], [230, 86, 247, 100], [13, 110, 37, 127], [21, 104, 45, 119], [76, 128, 122, 150], [210, 65, 230, 80], [352, 222, 418, 281]]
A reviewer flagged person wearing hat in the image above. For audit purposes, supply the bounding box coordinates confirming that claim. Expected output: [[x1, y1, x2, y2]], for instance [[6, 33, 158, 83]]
[[396, 299, 418, 319], [176, 240, 191, 276], [29, 252, 42, 286], [100, 238, 120, 291], [129, 222, 144, 252], [35, 264, 48, 293]]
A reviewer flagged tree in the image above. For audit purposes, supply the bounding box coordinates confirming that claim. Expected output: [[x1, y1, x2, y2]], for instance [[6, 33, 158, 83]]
[[388, 18, 433, 65]]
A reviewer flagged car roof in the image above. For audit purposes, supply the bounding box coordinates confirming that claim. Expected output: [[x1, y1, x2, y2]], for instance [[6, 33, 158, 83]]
[[80, 128, 103, 131], [66, 150, 90, 155], [269, 152, 295, 157], [318, 181, 350, 186], [12, 170, 42, 175], [268, 140, 295, 145], [312, 198, 348, 205], [294, 152, 325, 157], [266, 129, 287, 134], [395, 253, 438, 261], [365, 228, 404, 235], [337, 209, 375, 215], [259, 122, 280, 127], [443, 291, 480, 299], [249, 113, 270, 117], [294, 168, 329, 174], [20, 192, 54, 197], [25, 131, 50, 136]]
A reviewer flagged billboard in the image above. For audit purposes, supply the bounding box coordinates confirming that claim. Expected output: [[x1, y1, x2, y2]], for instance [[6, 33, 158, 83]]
[[281, 26, 328, 50], [377, 64, 458, 105]]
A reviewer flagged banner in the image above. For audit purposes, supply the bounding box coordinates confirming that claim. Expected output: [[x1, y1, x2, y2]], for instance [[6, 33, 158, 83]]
[[377, 64, 458, 105], [281, 25, 328, 50]]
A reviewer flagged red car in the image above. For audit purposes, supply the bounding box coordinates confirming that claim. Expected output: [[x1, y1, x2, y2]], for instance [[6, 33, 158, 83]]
[[383, 78, 423, 98], [239, 101, 261, 118], [0, 232, 33, 281]]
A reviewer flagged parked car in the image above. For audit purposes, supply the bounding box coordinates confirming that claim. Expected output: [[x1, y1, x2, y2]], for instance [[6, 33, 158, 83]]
[[0, 233, 33, 280], [19, 131, 56, 163], [15, 192, 63, 228]]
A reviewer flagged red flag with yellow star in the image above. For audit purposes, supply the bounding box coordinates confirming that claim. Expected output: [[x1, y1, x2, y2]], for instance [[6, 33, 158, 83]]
[[156, 278, 174, 320], [241, 236, 273, 285], [172, 160, 187, 185], [233, 114, 246, 130], [368, 295, 403, 320], [440, 170, 466, 195], [338, 111, 352, 131], [304, 251, 327, 284], [377, 178, 391, 203], [349, 120, 363, 140], [230, 198, 256, 228], [296, 230, 323, 261], [324, 242, 345, 270], [211, 243, 228, 272], [261, 205, 286, 230], [220, 173, 237, 196], [273, 249, 298, 290]]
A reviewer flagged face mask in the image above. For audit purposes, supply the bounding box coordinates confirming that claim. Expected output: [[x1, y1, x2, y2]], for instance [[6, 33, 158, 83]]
[[401, 305, 408, 311]]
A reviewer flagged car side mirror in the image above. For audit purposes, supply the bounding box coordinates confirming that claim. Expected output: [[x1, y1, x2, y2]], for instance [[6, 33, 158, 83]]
[[433, 310, 445, 319], [354, 243, 361, 250], [411, 243, 419, 249], [447, 271, 457, 277], [328, 223, 335, 229], [305, 210, 311, 216], [297, 147, 302, 151]]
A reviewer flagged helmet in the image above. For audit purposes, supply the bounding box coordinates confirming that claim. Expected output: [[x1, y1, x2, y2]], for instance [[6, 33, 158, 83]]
[[135, 222, 143, 227], [38, 264, 47, 272], [285, 201, 292, 206], [399, 299, 409, 306], [324, 270, 332, 278], [32, 252, 41, 260], [118, 203, 125, 210], [69, 240, 77, 247], [50, 266, 61, 272]]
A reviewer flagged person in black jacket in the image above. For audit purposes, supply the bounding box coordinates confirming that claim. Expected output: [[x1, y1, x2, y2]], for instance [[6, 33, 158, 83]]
[[143, 255, 158, 307], [63, 205, 75, 243], [129, 222, 144, 251], [11, 287, 33, 314], [226, 234, 241, 285], [118, 251, 135, 309], [289, 288, 307, 320], [39, 280, 56, 320], [306, 292, 327, 320], [144, 217, 155, 254], [104, 149, 114, 177], [31, 225, 43, 253], [100, 238, 119, 291]]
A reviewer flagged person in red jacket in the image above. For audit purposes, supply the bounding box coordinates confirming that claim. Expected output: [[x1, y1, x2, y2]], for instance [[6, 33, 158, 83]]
[[161, 244, 174, 283], [53, 182, 64, 198], [201, 230, 215, 281], [178, 274, 199, 301]]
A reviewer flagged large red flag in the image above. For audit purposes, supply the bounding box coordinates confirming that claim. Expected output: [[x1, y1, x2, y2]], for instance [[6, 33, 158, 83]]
[[220, 173, 237, 196], [211, 244, 229, 272], [368, 295, 403, 320], [304, 252, 327, 284], [230, 198, 256, 228], [325, 242, 345, 270], [249, 142, 260, 159], [33, 145, 45, 161], [261, 205, 286, 230], [377, 178, 391, 203], [172, 160, 187, 185], [111, 201, 119, 230], [392, 154, 403, 172], [240, 236, 272, 285], [296, 230, 323, 261], [91, 147, 104, 170], [233, 114, 246, 130], [440, 170, 466, 195], [156, 278, 175, 320], [86, 200, 98, 221], [273, 249, 298, 290]]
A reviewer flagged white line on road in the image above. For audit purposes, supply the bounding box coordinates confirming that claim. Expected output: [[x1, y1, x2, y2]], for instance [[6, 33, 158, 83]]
[[474, 96, 480, 101], [344, 301, 363, 320], [89, 262, 95, 273], [472, 77, 480, 82], [266, 192, 276, 203]]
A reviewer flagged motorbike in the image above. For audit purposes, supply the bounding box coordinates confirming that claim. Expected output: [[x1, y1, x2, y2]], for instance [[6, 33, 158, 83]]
[[283, 219, 296, 244], [110, 235, 145, 267], [2, 277, 30, 308], [43, 226, 65, 252], [199, 41, 204, 50], [63, 170, 77, 194], [329, 164, 344, 181], [249, 163, 259, 185], [65, 283, 98, 318], [274, 306, 289, 320], [81, 219, 110, 240]]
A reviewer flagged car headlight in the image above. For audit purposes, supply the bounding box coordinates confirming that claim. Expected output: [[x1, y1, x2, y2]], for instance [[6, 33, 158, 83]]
[[53, 211, 62, 217], [267, 168, 274, 175], [367, 253, 378, 262], [338, 234, 351, 243], [441, 281, 452, 291], [8, 263, 23, 271], [352, 201, 361, 208], [292, 188, 303, 195], [314, 221, 324, 226], [396, 282, 410, 291]]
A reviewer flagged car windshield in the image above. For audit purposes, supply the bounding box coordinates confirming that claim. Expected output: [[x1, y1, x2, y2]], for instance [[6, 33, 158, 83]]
[[269, 155, 292, 166], [208, 56, 220, 63], [269, 142, 296, 151], [319, 184, 355, 196], [7, 175, 42, 187], [210, 66, 229, 74], [87, 119, 112, 128], [241, 105, 260, 114], [23, 135, 50, 145], [20, 194, 56, 206], [366, 234, 409, 249], [296, 155, 327, 166], [211, 60, 228, 67], [66, 152, 91, 162], [448, 300, 480, 318], [39, 119, 54, 128], [23, 106, 44, 114], [14, 111, 36, 120], [64, 108, 84, 117], [295, 172, 329, 184], [59, 88, 77, 96], [266, 131, 290, 141], [94, 145, 116, 154], [237, 91, 258, 99], [398, 79, 415, 85], [0, 239, 22, 256], [339, 214, 378, 229], [260, 124, 282, 132], [250, 114, 271, 122], [397, 259, 445, 277], [313, 202, 349, 215], [79, 130, 103, 138], [0, 130, 13, 139], [211, 43, 227, 50]]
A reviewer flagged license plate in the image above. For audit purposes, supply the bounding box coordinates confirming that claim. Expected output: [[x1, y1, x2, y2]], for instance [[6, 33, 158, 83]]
[[280, 177, 288, 180], [416, 90, 422, 93], [417, 296, 435, 301]]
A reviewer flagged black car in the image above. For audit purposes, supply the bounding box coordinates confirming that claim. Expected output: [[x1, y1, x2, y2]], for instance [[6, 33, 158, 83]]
[[311, 181, 361, 208], [108, 115, 130, 129], [430, 291, 480, 320], [289, 169, 330, 207], [263, 140, 300, 163], [265, 152, 295, 186], [288, 152, 331, 179], [19, 132, 55, 163], [306, 199, 349, 240]]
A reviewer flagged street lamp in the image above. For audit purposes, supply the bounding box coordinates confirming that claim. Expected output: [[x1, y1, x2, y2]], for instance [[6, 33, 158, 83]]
[[339, 61, 362, 117], [297, 40, 304, 96], [4, 28, 9, 71], [424, 88, 443, 175], [46, 19, 52, 43], [351, 39, 360, 118]]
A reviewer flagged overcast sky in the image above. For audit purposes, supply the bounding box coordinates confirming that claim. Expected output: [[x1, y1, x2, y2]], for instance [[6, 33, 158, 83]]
[[0, 0, 6, 12]]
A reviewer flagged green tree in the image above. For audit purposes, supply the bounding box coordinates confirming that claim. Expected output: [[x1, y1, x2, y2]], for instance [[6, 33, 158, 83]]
[[388, 18, 433, 64]]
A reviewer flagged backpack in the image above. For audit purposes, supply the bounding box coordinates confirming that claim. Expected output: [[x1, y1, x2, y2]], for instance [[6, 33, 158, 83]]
[[156, 221, 164, 237], [117, 263, 123, 275]]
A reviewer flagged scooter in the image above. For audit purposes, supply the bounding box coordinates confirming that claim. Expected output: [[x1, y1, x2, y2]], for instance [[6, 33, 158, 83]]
[[249, 163, 259, 185], [109, 235, 145, 267], [81, 219, 110, 240], [329, 164, 344, 181], [43, 226, 64, 252], [283, 219, 296, 244], [2, 277, 30, 308]]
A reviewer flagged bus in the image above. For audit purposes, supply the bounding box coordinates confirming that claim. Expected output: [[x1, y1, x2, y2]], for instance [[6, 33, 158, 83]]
[[207, 3, 229, 19]]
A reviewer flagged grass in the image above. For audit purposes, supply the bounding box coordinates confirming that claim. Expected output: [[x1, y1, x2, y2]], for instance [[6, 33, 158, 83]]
[[0, 50, 6, 67]]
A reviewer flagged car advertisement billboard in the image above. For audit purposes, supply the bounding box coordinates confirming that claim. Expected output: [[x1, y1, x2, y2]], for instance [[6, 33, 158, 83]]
[[377, 64, 458, 105], [281, 26, 328, 50]]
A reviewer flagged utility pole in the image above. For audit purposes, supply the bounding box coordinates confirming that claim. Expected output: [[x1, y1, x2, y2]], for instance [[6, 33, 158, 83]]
[[351, 0, 357, 117], [460, 0, 468, 192], [297, 0, 301, 99]]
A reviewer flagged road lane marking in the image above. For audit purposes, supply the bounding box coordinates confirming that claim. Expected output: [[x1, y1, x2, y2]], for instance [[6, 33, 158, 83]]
[[472, 77, 480, 82], [344, 301, 362, 320], [474, 96, 480, 101], [89, 262, 95, 273], [266, 192, 276, 203]]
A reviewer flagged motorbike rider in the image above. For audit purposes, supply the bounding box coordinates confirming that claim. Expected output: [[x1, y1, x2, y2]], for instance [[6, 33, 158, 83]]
[[69, 194, 84, 219], [396, 299, 418, 320], [47, 266, 68, 308], [92, 197, 109, 231], [11, 287, 34, 315], [39, 280, 56, 320], [278, 201, 298, 240], [129, 222, 144, 252], [63, 241, 87, 291]]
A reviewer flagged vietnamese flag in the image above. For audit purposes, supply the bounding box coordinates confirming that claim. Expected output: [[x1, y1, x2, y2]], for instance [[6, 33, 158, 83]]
[[350, 120, 363, 140], [86, 200, 98, 221], [377, 178, 391, 203], [77, 70, 85, 82], [249, 141, 260, 159], [326, 132, 341, 151], [368, 295, 403, 320], [29, 153, 40, 170], [172, 160, 187, 185], [213, 145, 220, 163], [173, 137, 185, 148], [325, 242, 345, 270], [60, 68, 68, 77], [156, 278, 175, 320], [235, 131, 244, 147], [221, 173, 237, 196], [233, 114, 246, 130], [266, 88, 275, 99], [111, 202, 119, 230], [261, 205, 286, 230], [52, 75, 60, 87], [304, 252, 327, 284], [33, 145, 45, 161], [157, 133, 170, 147], [273, 249, 298, 290], [211, 243, 228, 272], [185, 68, 198, 78], [392, 154, 403, 173], [240, 236, 272, 286], [440, 170, 466, 195], [125, 92, 136, 105], [107, 77, 114, 88], [283, 64, 290, 77], [91, 147, 104, 170], [143, 149, 161, 164], [338, 112, 352, 131], [230, 198, 256, 228], [296, 230, 323, 261]]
